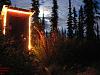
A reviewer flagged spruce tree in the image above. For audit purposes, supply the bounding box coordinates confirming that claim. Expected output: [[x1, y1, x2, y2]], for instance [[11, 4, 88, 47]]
[[50, 0, 58, 43], [77, 6, 84, 39], [42, 12, 45, 31], [0, 0, 11, 11], [50, 0, 58, 31], [31, 0, 39, 17], [83, 0, 99, 40], [73, 7, 77, 38], [95, 15, 100, 40], [67, 0, 73, 38], [31, 0, 45, 31], [96, 22, 99, 40], [31, 0, 40, 26]]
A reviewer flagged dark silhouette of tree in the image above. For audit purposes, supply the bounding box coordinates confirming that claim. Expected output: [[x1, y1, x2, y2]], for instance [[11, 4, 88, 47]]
[[50, 0, 58, 31], [95, 15, 100, 40], [31, 0, 39, 17], [45, 30, 49, 38], [0, 0, 11, 11], [67, 0, 73, 38], [31, 0, 40, 27], [42, 12, 45, 31], [83, 0, 99, 40], [77, 6, 84, 39], [73, 7, 77, 38], [49, 0, 58, 43], [96, 22, 99, 40], [31, 0, 44, 48]]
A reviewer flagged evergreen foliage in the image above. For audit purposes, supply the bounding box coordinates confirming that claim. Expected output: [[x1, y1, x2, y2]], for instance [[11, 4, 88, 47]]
[[42, 12, 45, 31], [77, 6, 84, 39], [83, 0, 97, 40], [31, 0, 40, 27], [67, 0, 73, 38], [31, 0, 39, 18], [96, 22, 99, 40], [50, 0, 58, 31], [0, 0, 100, 74], [73, 7, 77, 38]]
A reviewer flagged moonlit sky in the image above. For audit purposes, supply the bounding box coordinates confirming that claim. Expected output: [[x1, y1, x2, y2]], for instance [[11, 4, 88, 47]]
[[11, 0, 99, 31]]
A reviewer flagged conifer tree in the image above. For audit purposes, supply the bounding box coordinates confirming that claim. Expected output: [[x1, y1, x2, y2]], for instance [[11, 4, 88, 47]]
[[42, 12, 45, 31], [73, 7, 77, 38], [83, 0, 99, 39], [95, 16, 100, 40], [96, 22, 99, 40], [67, 0, 73, 38], [50, 0, 58, 31], [31, 0, 40, 26], [77, 6, 84, 39], [50, 0, 58, 43]]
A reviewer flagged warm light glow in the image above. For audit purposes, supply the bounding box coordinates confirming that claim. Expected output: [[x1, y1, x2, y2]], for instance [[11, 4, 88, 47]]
[[2, 5, 8, 35], [28, 15, 32, 50], [7, 9, 33, 50], [28, 12, 34, 50], [7, 9, 32, 15], [1, 5, 34, 50], [33, 26, 45, 47]]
